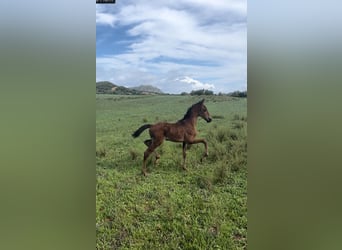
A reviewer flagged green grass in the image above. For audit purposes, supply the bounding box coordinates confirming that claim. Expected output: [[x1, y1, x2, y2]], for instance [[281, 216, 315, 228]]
[[96, 95, 247, 249]]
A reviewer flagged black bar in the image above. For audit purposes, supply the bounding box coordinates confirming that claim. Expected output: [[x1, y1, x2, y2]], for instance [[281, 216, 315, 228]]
[[96, 0, 115, 4]]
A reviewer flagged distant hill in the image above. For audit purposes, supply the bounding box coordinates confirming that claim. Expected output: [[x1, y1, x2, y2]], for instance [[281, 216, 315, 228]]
[[96, 82, 161, 95], [96, 81, 116, 94], [130, 85, 163, 94], [96, 81, 140, 95]]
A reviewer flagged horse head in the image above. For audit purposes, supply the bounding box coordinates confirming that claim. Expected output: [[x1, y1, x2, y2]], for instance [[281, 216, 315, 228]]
[[197, 99, 212, 123]]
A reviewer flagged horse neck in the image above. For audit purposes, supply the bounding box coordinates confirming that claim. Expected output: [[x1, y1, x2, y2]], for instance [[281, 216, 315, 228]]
[[183, 111, 198, 127]]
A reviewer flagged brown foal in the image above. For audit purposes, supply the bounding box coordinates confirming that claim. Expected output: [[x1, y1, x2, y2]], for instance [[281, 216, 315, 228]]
[[132, 99, 212, 176]]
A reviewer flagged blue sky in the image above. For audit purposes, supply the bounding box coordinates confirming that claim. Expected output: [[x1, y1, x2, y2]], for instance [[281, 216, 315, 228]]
[[96, 0, 246, 94]]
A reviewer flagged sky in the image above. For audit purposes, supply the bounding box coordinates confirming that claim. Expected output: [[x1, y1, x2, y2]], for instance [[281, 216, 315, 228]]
[[96, 0, 247, 94]]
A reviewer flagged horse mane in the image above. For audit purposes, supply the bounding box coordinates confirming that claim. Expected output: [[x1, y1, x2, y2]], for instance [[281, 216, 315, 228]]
[[178, 102, 199, 122], [179, 106, 193, 121]]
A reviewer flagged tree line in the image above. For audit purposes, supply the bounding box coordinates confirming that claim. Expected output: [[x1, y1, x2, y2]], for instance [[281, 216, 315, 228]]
[[181, 89, 247, 97]]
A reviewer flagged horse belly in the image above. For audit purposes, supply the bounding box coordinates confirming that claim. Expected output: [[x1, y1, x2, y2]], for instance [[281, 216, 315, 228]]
[[165, 126, 184, 142], [165, 133, 184, 142]]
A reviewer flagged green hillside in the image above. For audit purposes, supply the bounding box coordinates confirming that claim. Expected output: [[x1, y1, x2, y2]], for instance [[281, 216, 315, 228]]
[[96, 82, 161, 95], [131, 85, 163, 94], [96, 81, 141, 95], [96, 81, 116, 94]]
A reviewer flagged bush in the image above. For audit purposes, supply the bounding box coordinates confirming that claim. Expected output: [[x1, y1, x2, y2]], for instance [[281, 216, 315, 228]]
[[233, 114, 247, 121], [213, 163, 230, 184], [96, 147, 107, 158], [228, 91, 247, 98], [129, 149, 139, 160], [196, 176, 212, 190], [212, 115, 224, 119], [190, 89, 214, 96], [232, 121, 244, 130]]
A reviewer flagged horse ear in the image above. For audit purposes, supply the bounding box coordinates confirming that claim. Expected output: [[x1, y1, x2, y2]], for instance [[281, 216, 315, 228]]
[[200, 99, 205, 104]]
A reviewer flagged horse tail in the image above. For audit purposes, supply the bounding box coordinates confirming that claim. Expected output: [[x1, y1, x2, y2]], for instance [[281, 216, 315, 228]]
[[132, 124, 151, 138]]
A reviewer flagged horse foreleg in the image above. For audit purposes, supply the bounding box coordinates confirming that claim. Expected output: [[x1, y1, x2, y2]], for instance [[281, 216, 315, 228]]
[[182, 142, 187, 171], [188, 138, 208, 162]]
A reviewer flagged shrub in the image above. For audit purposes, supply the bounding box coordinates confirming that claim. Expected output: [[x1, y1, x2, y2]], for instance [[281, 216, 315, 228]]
[[213, 163, 230, 184], [233, 114, 247, 121], [228, 91, 247, 98], [96, 147, 107, 158], [129, 149, 139, 160], [232, 121, 244, 130], [196, 176, 212, 190], [212, 115, 224, 119], [190, 89, 214, 96]]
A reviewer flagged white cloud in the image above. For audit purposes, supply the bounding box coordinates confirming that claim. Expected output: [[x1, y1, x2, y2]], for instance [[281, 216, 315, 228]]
[[178, 76, 215, 90], [96, 0, 247, 93], [96, 6, 116, 27]]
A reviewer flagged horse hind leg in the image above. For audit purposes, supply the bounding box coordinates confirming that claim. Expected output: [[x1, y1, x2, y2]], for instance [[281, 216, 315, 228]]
[[154, 152, 160, 165], [144, 139, 152, 147], [144, 139, 160, 165], [142, 138, 164, 176]]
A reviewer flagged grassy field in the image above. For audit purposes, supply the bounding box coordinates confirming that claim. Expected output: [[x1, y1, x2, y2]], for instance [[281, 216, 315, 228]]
[[96, 95, 247, 249]]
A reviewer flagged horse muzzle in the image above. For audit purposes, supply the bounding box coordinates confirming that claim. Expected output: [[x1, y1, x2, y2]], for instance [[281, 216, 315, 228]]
[[206, 117, 212, 123]]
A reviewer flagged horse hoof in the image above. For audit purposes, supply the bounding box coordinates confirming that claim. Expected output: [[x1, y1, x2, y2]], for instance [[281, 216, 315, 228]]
[[201, 153, 208, 162], [200, 155, 208, 163]]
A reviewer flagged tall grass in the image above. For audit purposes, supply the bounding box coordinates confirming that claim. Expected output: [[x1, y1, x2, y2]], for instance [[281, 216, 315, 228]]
[[96, 95, 247, 249]]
